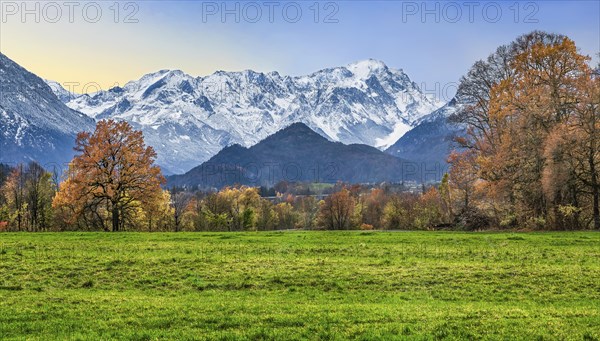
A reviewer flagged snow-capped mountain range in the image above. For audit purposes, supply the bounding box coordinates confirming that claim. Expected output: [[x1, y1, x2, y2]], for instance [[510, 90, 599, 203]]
[[48, 60, 444, 174], [0, 53, 94, 167]]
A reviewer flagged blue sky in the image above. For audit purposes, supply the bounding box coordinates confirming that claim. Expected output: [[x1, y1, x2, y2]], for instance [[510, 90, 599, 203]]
[[1, 0, 598, 96]]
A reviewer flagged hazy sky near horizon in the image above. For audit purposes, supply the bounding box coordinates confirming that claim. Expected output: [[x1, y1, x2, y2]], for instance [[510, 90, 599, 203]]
[[1, 1, 598, 95]]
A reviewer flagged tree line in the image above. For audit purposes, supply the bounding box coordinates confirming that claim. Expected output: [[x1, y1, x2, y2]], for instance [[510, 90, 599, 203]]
[[164, 184, 452, 232], [0, 156, 477, 231]]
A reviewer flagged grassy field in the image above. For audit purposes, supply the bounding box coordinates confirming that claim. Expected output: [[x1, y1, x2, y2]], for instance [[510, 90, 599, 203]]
[[0, 232, 599, 340]]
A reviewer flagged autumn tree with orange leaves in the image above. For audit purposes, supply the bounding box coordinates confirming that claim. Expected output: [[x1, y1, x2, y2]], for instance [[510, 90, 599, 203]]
[[318, 187, 355, 230], [53, 120, 166, 231], [451, 31, 600, 229]]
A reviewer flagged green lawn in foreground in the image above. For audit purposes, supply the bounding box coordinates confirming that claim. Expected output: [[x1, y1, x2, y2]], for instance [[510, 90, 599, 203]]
[[0, 231, 599, 340]]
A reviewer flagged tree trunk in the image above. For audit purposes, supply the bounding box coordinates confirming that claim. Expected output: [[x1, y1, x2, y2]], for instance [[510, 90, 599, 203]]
[[112, 205, 119, 232], [590, 146, 599, 230], [593, 188, 599, 230]]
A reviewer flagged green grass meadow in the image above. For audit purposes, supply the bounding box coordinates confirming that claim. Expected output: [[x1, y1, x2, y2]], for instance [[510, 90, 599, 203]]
[[0, 231, 599, 340]]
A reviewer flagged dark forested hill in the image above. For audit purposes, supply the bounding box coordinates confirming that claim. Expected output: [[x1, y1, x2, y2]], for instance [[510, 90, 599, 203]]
[[168, 123, 430, 188]]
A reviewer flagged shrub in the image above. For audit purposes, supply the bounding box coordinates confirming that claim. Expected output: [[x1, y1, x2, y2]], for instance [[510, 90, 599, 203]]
[[455, 207, 491, 231], [524, 216, 546, 230], [360, 223, 374, 230]]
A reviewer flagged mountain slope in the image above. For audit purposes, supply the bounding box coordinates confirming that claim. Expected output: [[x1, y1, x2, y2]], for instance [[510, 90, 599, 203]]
[[168, 123, 426, 188], [50, 60, 443, 173], [385, 99, 465, 168], [0, 53, 95, 167]]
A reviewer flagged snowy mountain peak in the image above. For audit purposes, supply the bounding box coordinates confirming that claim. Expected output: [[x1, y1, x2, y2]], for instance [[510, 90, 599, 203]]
[[44, 79, 78, 103], [346, 59, 390, 78]]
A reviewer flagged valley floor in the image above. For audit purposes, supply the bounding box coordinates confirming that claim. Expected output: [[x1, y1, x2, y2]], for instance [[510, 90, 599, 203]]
[[0, 231, 599, 340]]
